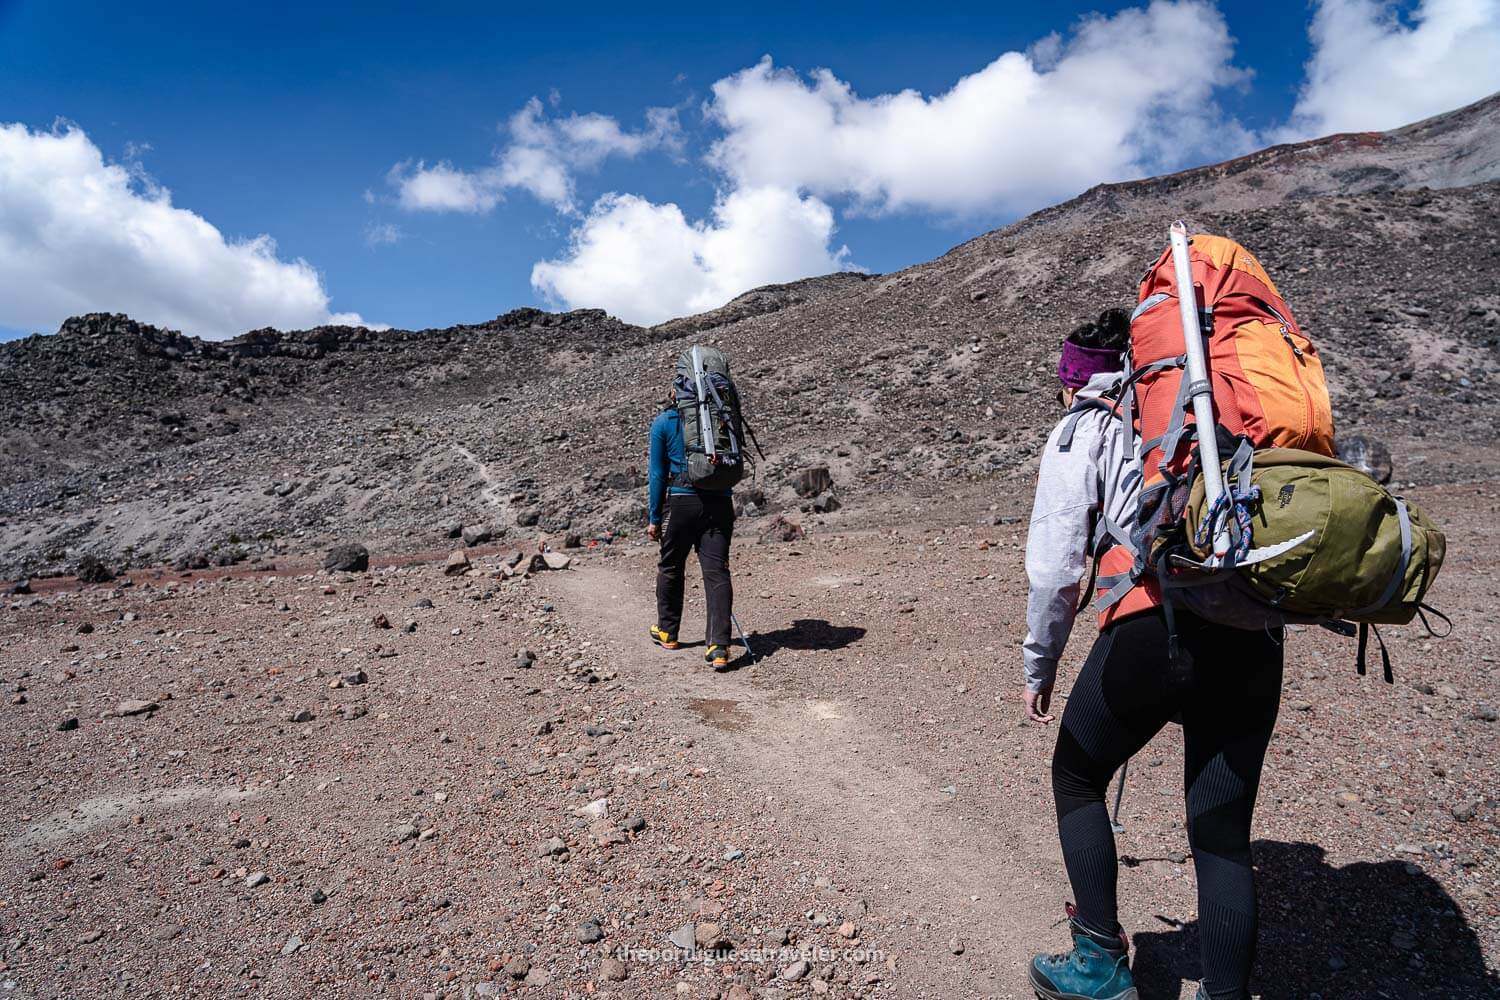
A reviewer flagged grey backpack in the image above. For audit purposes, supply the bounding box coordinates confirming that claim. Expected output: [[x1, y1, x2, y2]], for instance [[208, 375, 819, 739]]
[[672, 346, 759, 491]]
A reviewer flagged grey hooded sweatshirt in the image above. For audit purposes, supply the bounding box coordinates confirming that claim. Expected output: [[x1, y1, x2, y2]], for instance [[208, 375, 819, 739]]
[[1022, 371, 1141, 693]]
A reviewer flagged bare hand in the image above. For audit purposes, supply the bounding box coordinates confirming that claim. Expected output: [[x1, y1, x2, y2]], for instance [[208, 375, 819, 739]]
[[647, 523, 660, 541], [1024, 684, 1055, 725]]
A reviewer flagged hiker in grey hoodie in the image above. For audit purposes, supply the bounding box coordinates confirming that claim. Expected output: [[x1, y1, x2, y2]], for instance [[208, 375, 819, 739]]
[[1022, 310, 1139, 721], [1024, 308, 1288, 1000]]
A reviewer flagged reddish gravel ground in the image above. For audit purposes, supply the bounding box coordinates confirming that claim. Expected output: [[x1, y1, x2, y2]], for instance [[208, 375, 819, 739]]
[[1, 480, 1496, 999]]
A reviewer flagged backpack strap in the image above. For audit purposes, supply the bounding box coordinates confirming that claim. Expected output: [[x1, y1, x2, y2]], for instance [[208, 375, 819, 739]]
[[1347, 497, 1412, 618]]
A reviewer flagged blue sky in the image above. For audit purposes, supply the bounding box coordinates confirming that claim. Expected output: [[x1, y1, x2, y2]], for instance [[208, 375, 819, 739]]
[[2, 0, 1498, 340]]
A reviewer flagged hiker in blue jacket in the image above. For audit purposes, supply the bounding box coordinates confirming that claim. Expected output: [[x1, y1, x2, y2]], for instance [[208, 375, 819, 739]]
[[647, 398, 735, 669]]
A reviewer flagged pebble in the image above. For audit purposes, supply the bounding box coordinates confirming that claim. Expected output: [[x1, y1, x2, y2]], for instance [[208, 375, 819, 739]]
[[949, 935, 965, 955], [577, 920, 604, 943], [599, 956, 627, 981], [504, 956, 529, 979], [244, 872, 269, 888], [1452, 801, 1479, 822], [57, 717, 79, 732], [280, 935, 302, 957], [782, 959, 811, 981], [116, 699, 158, 716], [668, 922, 695, 950]]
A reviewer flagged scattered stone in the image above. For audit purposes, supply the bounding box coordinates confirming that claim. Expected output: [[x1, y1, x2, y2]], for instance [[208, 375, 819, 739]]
[[949, 935, 965, 955], [280, 934, 302, 957], [1452, 801, 1480, 822], [542, 551, 572, 570], [782, 959, 811, 981], [461, 524, 492, 547], [371, 613, 391, 629], [244, 872, 269, 888], [116, 699, 158, 717], [394, 824, 419, 844], [516, 649, 536, 669], [443, 550, 471, 576], [288, 709, 315, 723], [668, 922, 695, 950], [812, 492, 842, 514], [599, 956, 627, 981], [57, 717, 79, 732], [504, 956, 529, 979], [1474, 703, 1498, 722], [9, 578, 31, 595], [537, 836, 567, 858], [577, 920, 604, 944], [563, 532, 583, 549], [311, 888, 327, 904], [322, 542, 369, 572]]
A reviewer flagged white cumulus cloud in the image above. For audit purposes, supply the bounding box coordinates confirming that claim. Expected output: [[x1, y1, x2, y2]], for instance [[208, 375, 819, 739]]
[[392, 98, 681, 214], [0, 122, 371, 339], [1278, 0, 1500, 140], [704, 0, 1252, 217], [530, 186, 853, 325]]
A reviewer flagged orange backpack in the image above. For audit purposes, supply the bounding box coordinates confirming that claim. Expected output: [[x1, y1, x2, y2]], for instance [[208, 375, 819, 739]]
[[1095, 232, 1336, 626]]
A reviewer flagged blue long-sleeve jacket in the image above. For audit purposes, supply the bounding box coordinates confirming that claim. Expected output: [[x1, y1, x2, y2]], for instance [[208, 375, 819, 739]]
[[648, 407, 730, 524]]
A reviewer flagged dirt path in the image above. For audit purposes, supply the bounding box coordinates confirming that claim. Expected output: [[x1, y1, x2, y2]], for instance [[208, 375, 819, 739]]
[[545, 555, 1063, 997]]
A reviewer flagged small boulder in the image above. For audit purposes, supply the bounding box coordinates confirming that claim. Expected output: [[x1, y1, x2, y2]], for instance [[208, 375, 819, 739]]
[[322, 543, 369, 573], [791, 466, 834, 498], [116, 699, 158, 717], [443, 550, 470, 576], [461, 524, 492, 547], [1335, 434, 1394, 484], [75, 556, 115, 584]]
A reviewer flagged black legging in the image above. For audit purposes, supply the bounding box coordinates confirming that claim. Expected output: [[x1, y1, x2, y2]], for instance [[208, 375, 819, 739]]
[[1052, 609, 1283, 1000], [656, 493, 735, 647]]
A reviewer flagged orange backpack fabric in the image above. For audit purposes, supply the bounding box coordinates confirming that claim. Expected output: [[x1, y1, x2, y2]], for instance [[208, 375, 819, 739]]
[[1098, 233, 1336, 629]]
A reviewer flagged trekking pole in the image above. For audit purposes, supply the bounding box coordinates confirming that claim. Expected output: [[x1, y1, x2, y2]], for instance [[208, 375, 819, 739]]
[[1109, 759, 1130, 833], [730, 613, 754, 662], [1168, 221, 1229, 563]]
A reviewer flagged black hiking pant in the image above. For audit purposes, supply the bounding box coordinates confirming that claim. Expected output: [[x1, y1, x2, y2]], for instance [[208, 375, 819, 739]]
[[656, 493, 734, 647], [1052, 609, 1283, 1000]]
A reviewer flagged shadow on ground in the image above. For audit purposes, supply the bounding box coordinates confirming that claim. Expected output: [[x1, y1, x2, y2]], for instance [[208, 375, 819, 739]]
[[737, 619, 867, 664], [1132, 840, 1497, 999]]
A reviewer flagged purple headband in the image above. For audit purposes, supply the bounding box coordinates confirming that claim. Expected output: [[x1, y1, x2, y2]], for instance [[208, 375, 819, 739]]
[[1057, 340, 1123, 388]]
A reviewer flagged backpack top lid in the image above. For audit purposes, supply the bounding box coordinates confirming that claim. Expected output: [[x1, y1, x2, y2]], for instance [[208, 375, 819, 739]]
[[676, 345, 732, 380]]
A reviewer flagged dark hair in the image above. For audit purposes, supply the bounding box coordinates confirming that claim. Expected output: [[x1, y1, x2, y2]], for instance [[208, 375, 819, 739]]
[[1066, 307, 1131, 353]]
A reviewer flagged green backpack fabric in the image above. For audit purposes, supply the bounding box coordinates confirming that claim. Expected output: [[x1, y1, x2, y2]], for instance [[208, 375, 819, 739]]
[[672, 346, 750, 492], [1181, 448, 1445, 625], [1162, 447, 1448, 680]]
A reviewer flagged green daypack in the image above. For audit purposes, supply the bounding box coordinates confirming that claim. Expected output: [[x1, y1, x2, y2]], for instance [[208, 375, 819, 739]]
[[1181, 448, 1445, 624]]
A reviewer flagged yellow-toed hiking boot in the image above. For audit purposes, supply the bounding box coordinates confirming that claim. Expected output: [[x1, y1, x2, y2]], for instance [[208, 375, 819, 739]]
[[705, 644, 730, 670], [648, 625, 679, 650]]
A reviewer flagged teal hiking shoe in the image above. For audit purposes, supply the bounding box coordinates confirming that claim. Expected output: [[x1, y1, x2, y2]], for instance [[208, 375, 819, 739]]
[[1029, 904, 1137, 1000]]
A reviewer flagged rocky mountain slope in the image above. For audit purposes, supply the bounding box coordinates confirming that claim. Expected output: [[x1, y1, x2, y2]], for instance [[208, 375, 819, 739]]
[[2, 94, 1499, 581]]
